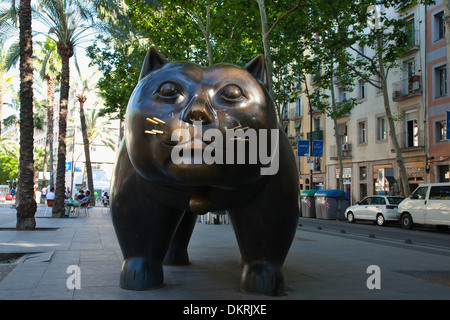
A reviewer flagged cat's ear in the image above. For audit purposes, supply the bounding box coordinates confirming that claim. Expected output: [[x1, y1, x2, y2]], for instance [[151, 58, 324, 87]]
[[139, 47, 168, 81], [244, 55, 268, 88]]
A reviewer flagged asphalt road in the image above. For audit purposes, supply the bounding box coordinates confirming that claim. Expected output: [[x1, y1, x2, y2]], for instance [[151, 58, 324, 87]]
[[298, 216, 450, 256]]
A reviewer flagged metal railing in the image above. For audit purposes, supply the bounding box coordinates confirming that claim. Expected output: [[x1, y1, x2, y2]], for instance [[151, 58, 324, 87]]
[[396, 129, 425, 150], [392, 75, 422, 101]]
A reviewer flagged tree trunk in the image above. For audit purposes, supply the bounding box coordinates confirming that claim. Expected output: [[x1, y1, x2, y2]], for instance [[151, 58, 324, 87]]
[[329, 65, 344, 192], [42, 76, 55, 189], [255, 0, 275, 102], [78, 96, 94, 204], [52, 44, 73, 218], [16, 0, 37, 230], [377, 35, 410, 197]]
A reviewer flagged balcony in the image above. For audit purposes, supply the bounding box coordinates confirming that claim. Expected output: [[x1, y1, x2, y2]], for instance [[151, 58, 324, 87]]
[[396, 129, 425, 152], [329, 144, 352, 160], [392, 75, 422, 101], [306, 130, 323, 141], [403, 30, 420, 56]]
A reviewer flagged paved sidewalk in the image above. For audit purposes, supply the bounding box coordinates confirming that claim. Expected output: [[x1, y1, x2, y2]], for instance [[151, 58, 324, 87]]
[[0, 203, 450, 300]]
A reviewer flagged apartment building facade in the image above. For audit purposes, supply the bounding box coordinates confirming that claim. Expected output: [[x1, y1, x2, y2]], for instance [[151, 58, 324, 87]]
[[283, 74, 327, 191], [426, 1, 450, 184], [285, 2, 449, 203]]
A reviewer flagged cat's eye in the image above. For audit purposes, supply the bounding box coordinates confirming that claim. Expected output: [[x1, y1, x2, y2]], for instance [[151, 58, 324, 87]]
[[220, 84, 245, 102], [156, 81, 181, 99]]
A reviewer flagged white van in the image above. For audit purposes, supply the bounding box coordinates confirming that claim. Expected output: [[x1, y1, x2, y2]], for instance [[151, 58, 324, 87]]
[[397, 183, 450, 230]]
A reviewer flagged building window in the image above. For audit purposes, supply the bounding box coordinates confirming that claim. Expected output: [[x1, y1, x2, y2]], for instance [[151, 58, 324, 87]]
[[359, 80, 366, 99], [338, 86, 348, 103], [313, 116, 321, 131], [436, 65, 448, 97], [436, 120, 447, 142], [436, 11, 446, 41], [360, 166, 367, 181], [405, 18, 416, 47], [358, 121, 367, 144], [377, 117, 386, 141], [295, 97, 302, 118]]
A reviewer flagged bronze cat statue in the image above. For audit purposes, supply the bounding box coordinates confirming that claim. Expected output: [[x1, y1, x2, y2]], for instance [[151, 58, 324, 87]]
[[110, 47, 299, 296]]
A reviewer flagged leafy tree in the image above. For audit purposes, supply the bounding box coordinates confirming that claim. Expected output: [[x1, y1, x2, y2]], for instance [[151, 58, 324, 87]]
[[35, 38, 60, 189], [327, 0, 434, 197], [0, 43, 19, 138], [35, 0, 98, 217]]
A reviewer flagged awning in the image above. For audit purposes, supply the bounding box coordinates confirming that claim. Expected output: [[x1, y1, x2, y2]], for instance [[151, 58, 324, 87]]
[[386, 176, 397, 183]]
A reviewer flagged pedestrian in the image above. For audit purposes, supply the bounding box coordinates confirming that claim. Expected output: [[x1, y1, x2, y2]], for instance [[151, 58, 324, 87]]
[[10, 187, 15, 204], [102, 192, 110, 207], [41, 186, 47, 204]]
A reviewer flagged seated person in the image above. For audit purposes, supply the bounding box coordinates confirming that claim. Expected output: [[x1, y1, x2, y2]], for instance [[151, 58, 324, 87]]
[[80, 190, 91, 207], [46, 187, 55, 200], [76, 189, 85, 201], [65, 191, 91, 215]]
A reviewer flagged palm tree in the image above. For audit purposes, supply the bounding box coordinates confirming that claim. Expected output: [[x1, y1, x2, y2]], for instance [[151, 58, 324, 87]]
[[75, 70, 99, 202], [16, 0, 36, 230], [35, 0, 97, 217], [36, 38, 60, 189], [0, 43, 18, 138]]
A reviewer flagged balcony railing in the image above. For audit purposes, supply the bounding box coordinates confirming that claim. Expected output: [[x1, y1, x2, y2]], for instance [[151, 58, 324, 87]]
[[392, 75, 422, 101], [329, 144, 352, 160], [396, 129, 425, 151]]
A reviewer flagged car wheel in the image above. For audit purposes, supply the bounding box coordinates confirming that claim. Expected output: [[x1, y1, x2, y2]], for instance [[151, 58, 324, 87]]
[[401, 213, 414, 230], [376, 214, 385, 226], [347, 212, 355, 223]]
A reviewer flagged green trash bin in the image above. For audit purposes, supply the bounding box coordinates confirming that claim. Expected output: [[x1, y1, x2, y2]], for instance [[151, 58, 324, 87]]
[[300, 190, 318, 218], [314, 190, 350, 220]]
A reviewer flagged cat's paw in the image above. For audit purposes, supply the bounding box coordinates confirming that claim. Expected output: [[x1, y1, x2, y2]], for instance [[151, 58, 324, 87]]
[[120, 257, 164, 290], [240, 261, 284, 296]]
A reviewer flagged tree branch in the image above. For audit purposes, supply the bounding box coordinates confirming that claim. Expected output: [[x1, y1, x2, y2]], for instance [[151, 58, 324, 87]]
[[267, 0, 307, 36]]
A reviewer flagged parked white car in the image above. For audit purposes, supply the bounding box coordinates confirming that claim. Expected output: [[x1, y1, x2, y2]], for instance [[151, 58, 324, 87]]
[[397, 183, 450, 231], [345, 195, 404, 226]]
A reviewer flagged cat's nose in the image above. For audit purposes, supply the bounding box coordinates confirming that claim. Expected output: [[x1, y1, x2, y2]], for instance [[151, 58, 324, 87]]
[[181, 94, 213, 124]]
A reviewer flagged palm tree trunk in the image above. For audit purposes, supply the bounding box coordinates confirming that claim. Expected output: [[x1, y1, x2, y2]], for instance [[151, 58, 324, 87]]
[[52, 45, 72, 218], [78, 97, 94, 205], [43, 76, 55, 189], [16, 0, 37, 230]]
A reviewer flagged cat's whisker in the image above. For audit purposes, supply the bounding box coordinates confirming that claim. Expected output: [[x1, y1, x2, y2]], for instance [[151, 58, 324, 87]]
[[153, 117, 165, 124], [151, 129, 164, 134], [145, 130, 157, 135], [230, 125, 242, 130], [146, 117, 158, 124], [241, 126, 250, 131]]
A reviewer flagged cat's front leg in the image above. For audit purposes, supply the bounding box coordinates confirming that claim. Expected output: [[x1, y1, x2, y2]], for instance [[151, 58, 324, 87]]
[[227, 162, 299, 296], [111, 145, 185, 290]]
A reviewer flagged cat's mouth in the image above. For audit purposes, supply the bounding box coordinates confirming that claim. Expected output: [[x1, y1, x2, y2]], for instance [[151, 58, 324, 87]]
[[144, 115, 251, 151]]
